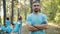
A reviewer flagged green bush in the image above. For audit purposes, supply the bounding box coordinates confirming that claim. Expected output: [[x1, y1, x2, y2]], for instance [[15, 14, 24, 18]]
[[0, 16, 1, 24], [54, 13, 60, 23]]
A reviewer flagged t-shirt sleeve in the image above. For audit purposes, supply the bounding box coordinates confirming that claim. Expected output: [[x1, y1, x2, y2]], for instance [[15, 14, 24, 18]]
[[41, 14, 48, 24], [26, 15, 31, 24]]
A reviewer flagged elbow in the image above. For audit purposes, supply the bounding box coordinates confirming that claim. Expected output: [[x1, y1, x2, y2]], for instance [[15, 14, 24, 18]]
[[45, 27, 48, 29], [44, 26, 48, 30], [45, 24, 48, 29]]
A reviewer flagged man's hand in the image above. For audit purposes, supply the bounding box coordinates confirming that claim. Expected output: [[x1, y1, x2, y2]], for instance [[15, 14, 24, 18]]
[[34, 24, 48, 30], [28, 26, 38, 31]]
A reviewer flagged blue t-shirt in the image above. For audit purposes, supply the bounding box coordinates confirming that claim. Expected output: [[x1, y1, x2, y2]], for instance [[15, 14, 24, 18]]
[[13, 20, 22, 32], [5, 25, 12, 33], [5, 20, 11, 27], [26, 13, 47, 34]]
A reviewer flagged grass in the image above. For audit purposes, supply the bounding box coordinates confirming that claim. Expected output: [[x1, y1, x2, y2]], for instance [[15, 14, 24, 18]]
[[0, 21, 60, 34], [22, 21, 60, 34]]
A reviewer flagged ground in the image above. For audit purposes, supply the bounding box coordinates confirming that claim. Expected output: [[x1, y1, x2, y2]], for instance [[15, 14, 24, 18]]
[[22, 22, 60, 34], [0, 21, 60, 34]]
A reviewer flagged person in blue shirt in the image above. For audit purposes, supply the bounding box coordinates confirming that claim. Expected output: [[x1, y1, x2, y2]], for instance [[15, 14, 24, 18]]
[[18, 16, 22, 34], [13, 16, 22, 34], [26, 1, 48, 34], [5, 17, 12, 34], [5, 17, 11, 27]]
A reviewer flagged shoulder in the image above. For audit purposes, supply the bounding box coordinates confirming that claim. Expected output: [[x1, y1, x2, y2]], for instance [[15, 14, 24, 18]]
[[6, 20, 10, 21], [27, 13, 33, 17], [40, 13, 46, 17]]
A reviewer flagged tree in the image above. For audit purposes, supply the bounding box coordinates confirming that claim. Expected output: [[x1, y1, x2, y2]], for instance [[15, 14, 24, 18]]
[[41, 0, 60, 23], [30, 0, 33, 13], [0, 0, 1, 24], [2, 0, 6, 25], [11, 0, 14, 25]]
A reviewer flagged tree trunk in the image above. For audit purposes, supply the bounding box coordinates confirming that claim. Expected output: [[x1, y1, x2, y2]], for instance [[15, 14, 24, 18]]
[[3, 0, 6, 26], [11, 0, 14, 25]]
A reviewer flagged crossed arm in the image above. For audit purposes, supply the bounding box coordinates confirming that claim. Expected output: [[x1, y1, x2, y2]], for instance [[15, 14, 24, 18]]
[[27, 24, 38, 31], [27, 24, 48, 31]]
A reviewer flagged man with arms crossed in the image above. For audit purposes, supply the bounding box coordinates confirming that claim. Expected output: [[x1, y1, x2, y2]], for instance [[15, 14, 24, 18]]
[[26, 1, 48, 34]]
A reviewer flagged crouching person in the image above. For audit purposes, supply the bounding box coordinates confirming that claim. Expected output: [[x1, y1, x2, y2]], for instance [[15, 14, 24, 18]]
[[5, 25, 12, 34]]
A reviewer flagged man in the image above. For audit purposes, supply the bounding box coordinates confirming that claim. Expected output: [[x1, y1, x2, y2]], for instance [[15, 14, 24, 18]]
[[26, 1, 48, 34]]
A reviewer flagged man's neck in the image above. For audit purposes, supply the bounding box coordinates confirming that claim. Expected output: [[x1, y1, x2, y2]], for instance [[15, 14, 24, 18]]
[[33, 11, 39, 14]]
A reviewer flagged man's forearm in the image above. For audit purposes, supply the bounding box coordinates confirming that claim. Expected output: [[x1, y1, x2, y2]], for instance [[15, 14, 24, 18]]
[[34, 24, 48, 30], [28, 25, 38, 31]]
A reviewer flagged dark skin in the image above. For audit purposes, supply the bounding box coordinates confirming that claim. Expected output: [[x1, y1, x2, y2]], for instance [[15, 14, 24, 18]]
[[27, 2, 48, 31]]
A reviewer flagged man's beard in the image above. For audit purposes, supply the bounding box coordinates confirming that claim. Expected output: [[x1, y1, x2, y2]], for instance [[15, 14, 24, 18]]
[[34, 11, 38, 13], [34, 8, 39, 13]]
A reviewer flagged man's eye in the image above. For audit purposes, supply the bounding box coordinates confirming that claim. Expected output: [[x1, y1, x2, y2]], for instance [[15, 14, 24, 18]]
[[34, 5, 39, 7], [34, 5, 36, 7], [37, 5, 39, 6]]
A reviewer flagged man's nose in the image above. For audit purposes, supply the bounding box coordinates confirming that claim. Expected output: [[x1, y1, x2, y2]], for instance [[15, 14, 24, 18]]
[[35, 7, 38, 8]]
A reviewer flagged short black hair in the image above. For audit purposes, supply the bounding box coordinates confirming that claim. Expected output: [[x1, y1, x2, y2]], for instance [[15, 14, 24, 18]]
[[6, 17, 9, 20], [32, 0, 39, 4]]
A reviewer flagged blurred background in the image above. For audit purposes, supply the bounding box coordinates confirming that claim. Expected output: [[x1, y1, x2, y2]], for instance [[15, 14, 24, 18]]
[[0, 0, 60, 34]]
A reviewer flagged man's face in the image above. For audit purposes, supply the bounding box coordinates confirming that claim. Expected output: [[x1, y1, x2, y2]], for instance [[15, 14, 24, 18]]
[[32, 2, 40, 12]]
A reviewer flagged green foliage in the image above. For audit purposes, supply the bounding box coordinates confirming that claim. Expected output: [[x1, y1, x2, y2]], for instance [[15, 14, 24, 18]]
[[54, 13, 60, 23], [0, 16, 1, 23], [41, 0, 60, 23], [1, 0, 60, 23]]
